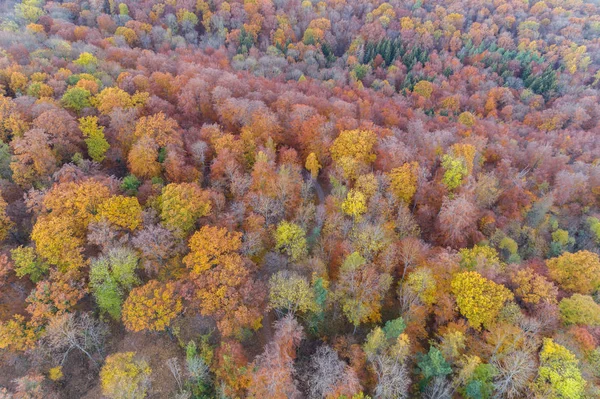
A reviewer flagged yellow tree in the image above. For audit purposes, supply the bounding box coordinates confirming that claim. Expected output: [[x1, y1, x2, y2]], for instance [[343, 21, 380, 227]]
[[330, 129, 377, 180], [413, 80, 434, 99], [0, 314, 39, 352], [388, 162, 419, 204], [100, 352, 152, 399], [97, 195, 143, 231], [122, 280, 182, 332], [511, 267, 558, 305], [0, 191, 13, 241], [451, 271, 513, 330], [160, 183, 211, 237], [546, 250, 600, 294], [274, 221, 308, 262], [305, 152, 321, 179], [534, 339, 586, 399], [341, 189, 367, 220], [79, 116, 109, 162]]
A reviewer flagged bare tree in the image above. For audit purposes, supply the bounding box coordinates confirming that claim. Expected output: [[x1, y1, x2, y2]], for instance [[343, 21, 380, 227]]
[[306, 346, 360, 398], [422, 377, 453, 399], [41, 312, 108, 367], [492, 350, 536, 399], [371, 355, 411, 399], [167, 358, 185, 393]]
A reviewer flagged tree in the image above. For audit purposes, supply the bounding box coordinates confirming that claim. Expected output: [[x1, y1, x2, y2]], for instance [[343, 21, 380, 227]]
[[403, 268, 437, 307], [341, 189, 368, 220], [11, 246, 48, 282], [10, 129, 57, 188], [160, 183, 212, 237], [534, 339, 586, 399], [363, 322, 411, 399], [15, 0, 44, 22], [100, 352, 152, 399], [336, 252, 392, 328], [492, 350, 536, 399], [73, 52, 98, 70], [441, 154, 468, 191], [269, 271, 318, 315], [451, 271, 514, 330], [559, 294, 600, 326], [249, 315, 304, 399], [417, 347, 452, 391], [32, 108, 83, 162], [61, 87, 91, 113], [388, 162, 419, 204], [79, 116, 109, 162], [93, 87, 141, 115], [511, 267, 558, 305], [413, 80, 434, 99], [305, 152, 321, 179], [306, 346, 361, 399], [97, 196, 143, 231], [132, 225, 176, 275], [438, 194, 478, 247], [0, 314, 38, 352], [31, 216, 85, 272], [274, 221, 308, 261], [132, 112, 179, 147], [0, 192, 12, 241], [127, 136, 161, 179], [330, 129, 377, 180], [90, 247, 141, 320], [183, 225, 263, 337], [41, 312, 108, 366], [122, 280, 182, 332], [546, 250, 600, 294]]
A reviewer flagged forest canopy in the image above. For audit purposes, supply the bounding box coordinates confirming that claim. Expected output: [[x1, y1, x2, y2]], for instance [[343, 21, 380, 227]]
[[0, 0, 600, 397]]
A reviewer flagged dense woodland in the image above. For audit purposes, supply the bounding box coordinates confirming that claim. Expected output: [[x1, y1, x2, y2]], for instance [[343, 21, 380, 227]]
[[0, 0, 600, 397]]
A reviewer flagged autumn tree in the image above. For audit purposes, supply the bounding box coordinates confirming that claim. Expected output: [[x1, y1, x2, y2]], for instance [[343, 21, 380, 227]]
[[335, 252, 392, 329], [441, 154, 468, 191], [438, 194, 478, 247], [132, 224, 176, 275], [61, 87, 91, 113], [306, 346, 362, 398], [96, 196, 143, 231], [305, 152, 321, 179], [546, 251, 600, 294], [511, 267, 558, 305], [248, 315, 304, 399], [79, 116, 109, 162], [363, 319, 411, 399], [11, 246, 48, 282], [0, 192, 13, 242], [0, 314, 39, 352], [451, 271, 514, 330], [10, 129, 57, 188], [90, 247, 141, 320], [274, 221, 308, 261], [341, 189, 368, 220], [534, 339, 586, 399], [559, 294, 600, 326], [127, 135, 162, 179], [122, 280, 182, 332], [388, 162, 419, 204], [183, 225, 263, 337], [100, 352, 152, 399], [330, 129, 377, 180], [160, 183, 211, 237], [269, 271, 317, 315]]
